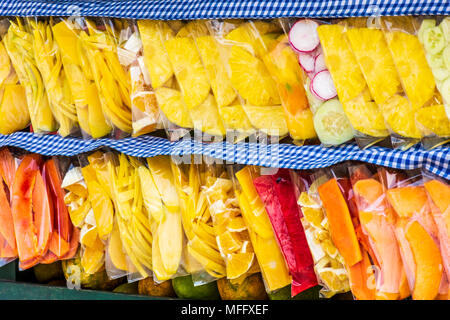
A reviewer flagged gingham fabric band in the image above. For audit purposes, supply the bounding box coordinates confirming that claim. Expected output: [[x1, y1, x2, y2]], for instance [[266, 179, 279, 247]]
[[0, 132, 448, 179], [0, 0, 448, 19]]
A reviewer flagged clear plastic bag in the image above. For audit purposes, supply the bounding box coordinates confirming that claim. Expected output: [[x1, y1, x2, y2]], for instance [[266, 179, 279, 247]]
[[209, 19, 290, 141], [316, 19, 390, 149], [0, 19, 30, 135], [340, 18, 422, 150], [294, 169, 351, 298], [383, 168, 446, 299], [3, 18, 57, 134], [289, 19, 355, 147], [251, 166, 318, 297], [27, 17, 79, 137]]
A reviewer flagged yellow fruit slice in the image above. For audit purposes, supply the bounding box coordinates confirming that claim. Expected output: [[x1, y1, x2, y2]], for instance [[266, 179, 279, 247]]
[[229, 46, 280, 106], [155, 87, 193, 128], [416, 104, 450, 137], [345, 28, 401, 106], [176, 21, 209, 38], [380, 94, 422, 138], [137, 20, 174, 88], [227, 217, 247, 232], [226, 252, 255, 279], [242, 105, 288, 136], [157, 209, 183, 275], [138, 165, 165, 223], [317, 24, 366, 102], [80, 224, 99, 248], [196, 36, 237, 107], [0, 42, 12, 85], [108, 221, 128, 271], [217, 230, 242, 255], [188, 94, 225, 136], [152, 230, 172, 281], [0, 84, 30, 134], [81, 236, 105, 274], [164, 37, 210, 109], [218, 103, 254, 134]]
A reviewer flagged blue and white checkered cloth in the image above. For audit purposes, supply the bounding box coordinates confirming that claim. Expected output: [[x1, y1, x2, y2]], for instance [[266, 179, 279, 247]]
[[0, 0, 448, 19], [0, 132, 448, 179]]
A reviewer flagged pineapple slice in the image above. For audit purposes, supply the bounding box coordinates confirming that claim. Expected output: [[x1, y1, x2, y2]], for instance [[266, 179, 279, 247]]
[[176, 20, 209, 38], [416, 104, 450, 137], [138, 20, 174, 89], [155, 87, 192, 129], [189, 94, 226, 136], [218, 102, 254, 135], [345, 28, 401, 106], [228, 45, 280, 106], [380, 94, 422, 138], [384, 31, 436, 109], [164, 37, 210, 110], [243, 105, 288, 136]]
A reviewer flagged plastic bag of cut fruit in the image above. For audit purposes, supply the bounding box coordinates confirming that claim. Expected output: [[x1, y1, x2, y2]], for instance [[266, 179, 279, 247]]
[[348, 164, 410, 300], [380, 16, 449, 150], [114, 19, 162, 137], [11, 152, 79, 270], [309, 163, 378, 300], [137, 20, 193, 141], [26, 17, 79, 138], [208, 19, 291, 142], [293, 169, 351, 298], [315, 19, 390, 149], [230, 164, 291, 295], [289, 19, 356, 147], [0, 148, 19, 267], [170, 156, 224, 285], [51, 17, 111, 139], [200, 158, 260, 286], [382, 167, 447, 300], [338, 17, 423, 150], [241, 165, 317, 297], [3, 18, 57, 135]]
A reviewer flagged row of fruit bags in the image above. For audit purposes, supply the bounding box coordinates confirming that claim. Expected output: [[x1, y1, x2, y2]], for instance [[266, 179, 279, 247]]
[[292, 16, 450, 149], [3, 16, 448, 149]]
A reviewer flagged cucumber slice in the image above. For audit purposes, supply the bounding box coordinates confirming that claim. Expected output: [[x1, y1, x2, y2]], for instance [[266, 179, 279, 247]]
[[426, 52, 445, 69], [439, 17, 450, 43], [433, 68, 450, 81], [313, 99, 354, 145], [444, 45, 450, 70], [442, 77, 450, 105], [305, 77, 323, 113], [418, 19, 436, 44], [423, 27, 445, 55]]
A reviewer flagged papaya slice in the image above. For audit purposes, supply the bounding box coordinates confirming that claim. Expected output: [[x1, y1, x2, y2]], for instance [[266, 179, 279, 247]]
[[32, 170, 52, 257], [39, 250, 58, 264], [0, 174, 16, 253], [386, 186, 430, 218], [48, 231, 70, 258], [0, 234, 16, 258], [0, 148, 16, 189], [347, 249, 376, 300], [11, 155, 40, 263], [318, 178, 362, 267], [406, 221, 443, 300], [424, 180, 450, 214], [61, 226, 79, 260]]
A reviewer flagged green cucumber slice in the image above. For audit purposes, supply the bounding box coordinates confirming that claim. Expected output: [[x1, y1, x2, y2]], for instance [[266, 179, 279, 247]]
[[441, 77, 450, 105], [444, 45, 450, 71], [313, 99, 354, 145], [423, 27, 446, 55], [439, 17, 450, 43], [418, 19, 436, 44], [426, 52, 445, 69], [433, 68, 450, 82]]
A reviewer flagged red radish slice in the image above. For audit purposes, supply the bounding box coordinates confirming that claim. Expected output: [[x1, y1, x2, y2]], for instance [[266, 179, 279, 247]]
[[298, 52, 315, 72], [314, 53, 327, 73], [311, 70, 337, 100], [289, 19, 320, 53], [313, 46, 323, 58]]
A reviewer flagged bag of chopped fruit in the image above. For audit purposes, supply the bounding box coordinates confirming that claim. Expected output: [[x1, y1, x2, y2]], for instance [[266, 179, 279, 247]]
[[208, 19, 293, 143], [382, 167, 447, 300], [294, 169, 351, 298], [347, 164, 410, 300], [289, 19, 356, 147], [229, 164, 292, 295], [421, 168, 450, 300], [308, 163, 379, 300], [315, 19, 390, 149], [140, 154, 189, 283], [137, 20, 193, 141], [232, 164, 318, 297], [337, 17, 424, 150], [114, 19, 162, 137], [26, 17, 79, 137], [417, 17, 450, 148], [170, 156, 226, 285], [3, 18, 58, 134], [0, 148, 19, 267], [51, 17, 111, 139], [0, 19, 32, 135]]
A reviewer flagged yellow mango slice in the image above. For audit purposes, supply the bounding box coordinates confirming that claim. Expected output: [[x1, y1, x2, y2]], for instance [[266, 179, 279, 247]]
[[0, 84, 30, 134]]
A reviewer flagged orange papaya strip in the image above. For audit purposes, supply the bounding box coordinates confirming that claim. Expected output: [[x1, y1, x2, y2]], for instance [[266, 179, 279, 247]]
[[32, 170, 52, 258], [45, 159, 71, 242], [48, 231, 70, 258], [0, 148, 16, 190], [0, 233, 16, 258], [40, 250, 58, 264], [60, 227, 79, 260], [424, 180, 450, 214], [0, 174, 16, 251], [11, 155, 39, 263], [347, 248, 376, 300], [19, 256, 41, 270], [318, 178, 362, 267]]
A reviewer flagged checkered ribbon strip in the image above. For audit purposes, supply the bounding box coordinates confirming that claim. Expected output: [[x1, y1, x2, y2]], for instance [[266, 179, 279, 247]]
[[0, 0, 448, 19], [0, 132, 448, 178]]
